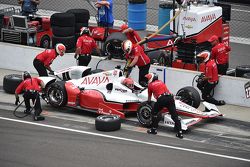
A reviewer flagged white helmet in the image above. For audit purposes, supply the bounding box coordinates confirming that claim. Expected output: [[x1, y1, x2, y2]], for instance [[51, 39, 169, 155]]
[[145, 73, 158, 84], [122, 40, 133, 54], [55, 43, 66, 56], [197, 50, 210, 63]]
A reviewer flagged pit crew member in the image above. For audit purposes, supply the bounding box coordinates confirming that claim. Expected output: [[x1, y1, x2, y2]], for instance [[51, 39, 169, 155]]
[[145, 73, 183, 139], [122, 40, 150, 87], [15, 71, 45, 121], [209, 35, 231, 75], [75, 27, 102, 66], [33, 43, 66, 76], [18, 0, 40, 16], [197, 51, 225, 105]]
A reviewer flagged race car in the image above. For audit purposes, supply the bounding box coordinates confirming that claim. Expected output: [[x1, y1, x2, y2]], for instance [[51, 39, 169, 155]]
[[39, 65, 223, 130]]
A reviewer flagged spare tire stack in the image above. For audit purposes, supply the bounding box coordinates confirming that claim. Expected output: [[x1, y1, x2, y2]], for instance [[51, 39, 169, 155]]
[[235, 65, 250, 78], [50, 13, 76, 52]]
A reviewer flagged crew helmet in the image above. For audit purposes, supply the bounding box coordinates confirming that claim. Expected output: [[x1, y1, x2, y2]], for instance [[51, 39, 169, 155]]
[[122, 77, 134, 89], [145, 73, 158, 84], [122, 40, 133, 54], [22, 71, 31, 80], [197, 50, 210, 63], [80, 27, 90, 36], [120, 24, 129, 31], [55, 43, 66, 56]]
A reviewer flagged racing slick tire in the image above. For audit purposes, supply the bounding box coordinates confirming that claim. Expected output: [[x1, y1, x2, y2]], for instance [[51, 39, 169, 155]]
[[46, 81, 67, 108], [50, 13, 75, 27], [3, 74, 23, 94], [137, 101, 154, 128], [52, 26, 75, 37], [95, 115, 121, 132], [103, 32, 127, 59], [52, 35, 76, 52], [176, 86, 201, 108], [146, 50, 171, 66], [236, 65, 250, 77]]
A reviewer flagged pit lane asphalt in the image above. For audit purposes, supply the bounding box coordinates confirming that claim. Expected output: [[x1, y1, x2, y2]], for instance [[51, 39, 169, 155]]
[[0, 68, 250, 167]]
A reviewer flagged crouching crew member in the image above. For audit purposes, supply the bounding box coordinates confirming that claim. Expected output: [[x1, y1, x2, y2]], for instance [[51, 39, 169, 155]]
[[75, 27, 102, 66], [197, 51, 225, 105], [145, 73, 183, 139], [33, 43, 66, 76], [122, 40, 150, 87], [15, 71, 45, 121]]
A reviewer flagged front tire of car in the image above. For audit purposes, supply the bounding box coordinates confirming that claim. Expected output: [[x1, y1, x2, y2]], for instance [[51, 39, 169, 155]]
[[137, 101, 154, 128], [46, 81, 67, 108]]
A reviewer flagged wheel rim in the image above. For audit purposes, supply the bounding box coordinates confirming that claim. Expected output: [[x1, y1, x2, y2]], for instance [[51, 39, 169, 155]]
[[137, 106, 152, 126], [48, 88, 64, 105]]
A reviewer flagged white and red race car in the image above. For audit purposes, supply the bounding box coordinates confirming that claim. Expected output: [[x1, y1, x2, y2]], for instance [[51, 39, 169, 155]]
[[39, 65, 223, 130]]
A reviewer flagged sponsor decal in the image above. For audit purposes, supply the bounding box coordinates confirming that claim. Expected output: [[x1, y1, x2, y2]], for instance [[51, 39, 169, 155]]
[[185, 25, 193, 29], [183, 16, 196, 22], [245, 81, 250, 99], [201, 13, 216, 23], [98, 108, 112, 114], [115, 88, 127, 93], [81, 76, 109, 86]]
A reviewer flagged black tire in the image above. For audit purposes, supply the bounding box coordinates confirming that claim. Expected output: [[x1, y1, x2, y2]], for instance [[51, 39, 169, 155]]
[[3, 74, 23, 94], [50, 13, 75, 27], [176, 86, 201, 108], [40, 35, 51, 49], [46, 81, 67, 107], [243, 73, 250, 79], [52, 35, 76, 51], [137, 101, 154, 127], [52, 26, 75, 37], [103, 32, 127, 59], [66, 9, 90, 23], [146, 50, 171, 66], [236, 65, 250, 77], [95, 115, 121, 132]]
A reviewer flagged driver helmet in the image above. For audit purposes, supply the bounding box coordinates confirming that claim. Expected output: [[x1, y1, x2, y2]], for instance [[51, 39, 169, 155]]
[[122, 77, 134, 89], [197, 50, 210, 63], [145, 73, 158, 84], [55, 43, 66, 56], [22, 71, 31, 80], [80, 27, 90, 36], [122, 40, 133, 54]]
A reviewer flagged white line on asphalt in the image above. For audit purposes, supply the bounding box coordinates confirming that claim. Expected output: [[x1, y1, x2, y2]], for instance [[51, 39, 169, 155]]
[[0, 116, 250, 163]]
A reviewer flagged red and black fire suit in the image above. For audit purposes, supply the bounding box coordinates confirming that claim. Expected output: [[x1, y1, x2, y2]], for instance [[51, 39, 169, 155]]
[[125, 44, 150, 86], [148, 80, 182, 132], [76, 34, 99, 66], [211, 42, 231, 75], [15, 77, 43, 117], [33, 49, 57, 76]]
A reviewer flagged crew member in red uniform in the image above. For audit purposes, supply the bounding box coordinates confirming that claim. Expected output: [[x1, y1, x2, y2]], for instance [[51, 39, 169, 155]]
[[120, 24, 145, 50], [33, 43, 66, 76], [15, 71, 45, 121], [145, 73, 183, 139], [197, 51, 225, 105], [209, 35, 231, 75], [75, 27, 102, 66], [122, 40, 150, 87]]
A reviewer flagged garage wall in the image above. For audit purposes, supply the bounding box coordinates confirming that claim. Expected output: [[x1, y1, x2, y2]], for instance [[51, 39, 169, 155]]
[[0, 42, 249, 107]]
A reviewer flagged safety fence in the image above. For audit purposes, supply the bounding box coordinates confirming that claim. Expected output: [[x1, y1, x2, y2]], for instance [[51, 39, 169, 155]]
[[1, 0, 250, 42]]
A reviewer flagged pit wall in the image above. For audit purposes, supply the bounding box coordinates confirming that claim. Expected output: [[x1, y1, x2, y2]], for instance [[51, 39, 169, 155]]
[[0, 42, 249, 107]]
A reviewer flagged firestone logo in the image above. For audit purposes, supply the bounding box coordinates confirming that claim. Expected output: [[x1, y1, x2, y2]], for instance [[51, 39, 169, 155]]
[[201, 13, 216, 23], [183, 16, 196, 22]]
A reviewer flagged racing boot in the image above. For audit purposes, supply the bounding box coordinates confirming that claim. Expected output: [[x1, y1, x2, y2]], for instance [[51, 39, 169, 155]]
[[24, 108, 31, 115], [33, 115, 45, 121], [176, 131, 183, 139], [147, 128, 157, 135]]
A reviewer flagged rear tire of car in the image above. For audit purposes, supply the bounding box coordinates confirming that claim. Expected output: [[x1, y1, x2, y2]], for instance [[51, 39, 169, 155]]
[[3, 74, 23, 94], [176, 86, 201, 108], [95, 115, 121, 132], [137, 101, 154, 128], [46, 81, 67, 108], [236, 65, 250, 77]]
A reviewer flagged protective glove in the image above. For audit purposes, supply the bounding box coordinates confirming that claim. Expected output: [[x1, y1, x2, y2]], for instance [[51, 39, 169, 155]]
[[49, 70, 54, 75], [74, 54, 79, 60], [15, 96, 20, 105]]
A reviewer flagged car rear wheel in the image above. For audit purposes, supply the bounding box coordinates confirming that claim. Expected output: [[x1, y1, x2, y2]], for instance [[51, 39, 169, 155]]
[[137, 101, 154, 127], [176, 86, 201, 108], [95, 115, 121, 131], [46, 81, 67, 107]]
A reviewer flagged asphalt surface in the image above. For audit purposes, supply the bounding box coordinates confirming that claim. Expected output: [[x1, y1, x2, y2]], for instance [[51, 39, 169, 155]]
[[0, 68, 250, 167]]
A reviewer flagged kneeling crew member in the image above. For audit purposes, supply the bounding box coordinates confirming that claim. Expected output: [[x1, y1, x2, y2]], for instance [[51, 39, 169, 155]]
[[15, 71, 45, 121], [145, 73, 183, 139], [75, 27, 102, 66], [33, 43, 66, 76]]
